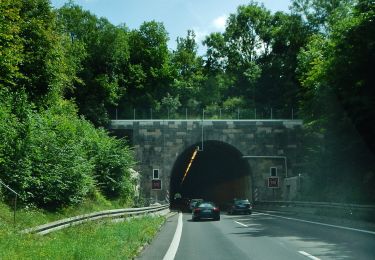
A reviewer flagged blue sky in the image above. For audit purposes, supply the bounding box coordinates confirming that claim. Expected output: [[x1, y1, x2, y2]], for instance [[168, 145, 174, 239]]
[[50, 0, 291, 54]]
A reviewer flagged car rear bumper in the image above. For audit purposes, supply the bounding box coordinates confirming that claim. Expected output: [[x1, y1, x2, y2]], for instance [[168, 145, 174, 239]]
[[193, 212, 220, 219], [232, 208, 252, 214]]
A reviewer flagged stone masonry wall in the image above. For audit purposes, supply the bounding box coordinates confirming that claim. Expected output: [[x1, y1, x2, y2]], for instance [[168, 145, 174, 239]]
[[110, 120, 304, 202]]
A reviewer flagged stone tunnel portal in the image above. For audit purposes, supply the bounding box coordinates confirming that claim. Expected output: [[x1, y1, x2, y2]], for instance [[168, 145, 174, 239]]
[[170, 140, 252, 210]]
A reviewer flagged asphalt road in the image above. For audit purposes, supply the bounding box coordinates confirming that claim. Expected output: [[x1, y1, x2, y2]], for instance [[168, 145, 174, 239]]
[[137, 211, 375, 260]]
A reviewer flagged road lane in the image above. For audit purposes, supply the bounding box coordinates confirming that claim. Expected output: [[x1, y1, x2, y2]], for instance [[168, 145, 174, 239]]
[[174, 213, 306, 260], [174, 214, 250, 259], [138, 211, 375, 260], [220, 212, 375, 260]]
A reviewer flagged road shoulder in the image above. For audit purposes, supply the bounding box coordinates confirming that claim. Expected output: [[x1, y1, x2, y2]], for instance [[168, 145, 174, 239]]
[[136, 211, 179, 260]]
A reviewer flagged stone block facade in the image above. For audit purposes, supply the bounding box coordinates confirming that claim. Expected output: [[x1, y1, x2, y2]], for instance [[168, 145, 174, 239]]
[[110, 119, 304, 202]]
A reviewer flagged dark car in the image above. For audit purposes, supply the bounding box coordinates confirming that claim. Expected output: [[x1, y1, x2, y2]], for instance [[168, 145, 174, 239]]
[[189, 198, 203, 211], [192, 201, 220, 221], [228, 199, 252, 215], [172, 197, 191, 212]]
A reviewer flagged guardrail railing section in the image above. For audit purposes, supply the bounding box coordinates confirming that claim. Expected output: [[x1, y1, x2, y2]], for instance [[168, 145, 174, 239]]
[[22, 204, 170, 235], [254, 201, 375, 222]]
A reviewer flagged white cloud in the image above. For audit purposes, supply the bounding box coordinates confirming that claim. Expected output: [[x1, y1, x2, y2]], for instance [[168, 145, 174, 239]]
[[212, 14, 228, 32], [189, 15, 229, 55], [192, 27, 209, 43]]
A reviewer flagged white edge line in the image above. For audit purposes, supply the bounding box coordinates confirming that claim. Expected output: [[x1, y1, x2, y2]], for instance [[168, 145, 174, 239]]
[[258, 212, 375, 235], [163, 212, 183, 260], [298, 250, 321, 260], [234, 221, 248, 227]]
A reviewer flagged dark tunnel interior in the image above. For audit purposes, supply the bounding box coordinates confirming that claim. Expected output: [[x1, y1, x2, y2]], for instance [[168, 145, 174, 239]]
[[170, 140, 252, 210]]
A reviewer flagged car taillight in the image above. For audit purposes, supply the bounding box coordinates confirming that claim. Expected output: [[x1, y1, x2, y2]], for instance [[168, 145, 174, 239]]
[[213, 207, 219, 211], [194, 208, 201, 212]]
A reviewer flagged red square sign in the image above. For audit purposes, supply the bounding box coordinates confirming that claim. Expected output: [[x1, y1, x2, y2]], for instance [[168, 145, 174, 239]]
[[268, 177, 279, 188], [152, 179, 162, 190]]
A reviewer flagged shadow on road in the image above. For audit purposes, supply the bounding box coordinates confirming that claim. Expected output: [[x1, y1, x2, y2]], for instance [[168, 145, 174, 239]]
[[225, 213, 374, 260]]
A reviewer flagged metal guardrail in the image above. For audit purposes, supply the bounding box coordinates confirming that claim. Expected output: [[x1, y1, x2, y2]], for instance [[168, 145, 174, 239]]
[[0, 179, 20, 226], [22, 204, 170, 235], [254, 201, 375, 221], [255, 201, 375, 210]]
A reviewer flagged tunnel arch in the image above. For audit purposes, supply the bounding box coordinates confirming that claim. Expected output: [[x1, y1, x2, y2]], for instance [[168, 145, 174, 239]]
[[170, 140, 253, 209]]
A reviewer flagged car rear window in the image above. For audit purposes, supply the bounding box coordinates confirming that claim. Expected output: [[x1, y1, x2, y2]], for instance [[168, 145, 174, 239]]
[[235, 200, 250, 204], [198, 203, 214, 208]]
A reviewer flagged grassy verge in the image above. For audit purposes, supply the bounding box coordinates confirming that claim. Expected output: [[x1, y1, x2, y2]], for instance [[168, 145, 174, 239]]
[[0, 191, 134, 229], [0, 215, 165, 259]]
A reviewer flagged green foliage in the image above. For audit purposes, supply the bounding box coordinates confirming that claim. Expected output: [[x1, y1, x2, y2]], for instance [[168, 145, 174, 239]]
[[0, 0, 136, 211], [291, 0, 354, 32], [203, 1, 310, 113], [123, 21, 174, 109], [0, 101, 91, 208], [223, 97, 247, 110], [16, 0, 67, 105], [81, 125, 135, 201], [57, 2, 130, 126], [0, 96, 135, 209], [0, 0, 23, 88], [159, 93, 181, 116], [171, 30, 206, 108], [0, 214, 164, 260], [296, 0, 375, 202]]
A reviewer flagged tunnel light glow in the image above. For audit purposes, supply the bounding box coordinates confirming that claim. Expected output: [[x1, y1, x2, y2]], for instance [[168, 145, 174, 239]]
[[180, 148, 198, 184]]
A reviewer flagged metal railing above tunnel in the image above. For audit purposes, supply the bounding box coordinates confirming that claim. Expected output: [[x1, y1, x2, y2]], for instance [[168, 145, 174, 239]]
[[109, 107, 299, 121]]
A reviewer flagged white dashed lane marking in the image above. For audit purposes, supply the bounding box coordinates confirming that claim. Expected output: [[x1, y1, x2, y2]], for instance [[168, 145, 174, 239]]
[[234, 221, 249, 227], [163, 212, 183, 260], [298, 250, 321, 260]]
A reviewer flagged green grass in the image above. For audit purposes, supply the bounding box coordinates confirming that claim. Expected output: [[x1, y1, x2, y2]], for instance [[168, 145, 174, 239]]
[[0, 215, 165, 259], [0, 190, 133, 229], [0, 194, 166, 259]]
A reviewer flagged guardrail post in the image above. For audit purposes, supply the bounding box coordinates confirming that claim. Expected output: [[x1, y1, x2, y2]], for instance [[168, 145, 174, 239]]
[[292, 108, 294, 120], [14, 195, 17, 226], [0, 179, 20, 227]]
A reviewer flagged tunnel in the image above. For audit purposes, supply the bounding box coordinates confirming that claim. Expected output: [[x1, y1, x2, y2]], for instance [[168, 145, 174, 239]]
[[170, 140, 252, 210]]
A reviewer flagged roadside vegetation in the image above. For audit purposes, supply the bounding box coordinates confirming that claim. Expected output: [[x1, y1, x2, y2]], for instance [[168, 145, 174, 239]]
[[0, 208, 164, 260], [1, 201, 165, 259], [0, 196, 131, 230]]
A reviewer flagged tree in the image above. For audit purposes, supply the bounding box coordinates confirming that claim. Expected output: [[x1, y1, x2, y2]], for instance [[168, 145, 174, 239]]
[[57, 2, 130, 126], [255, 12, 311, 113], [171, 30, 206, 109], [0, 1, 137, 209], [291, 0, 354, 32], [296, 0, 375, 202], [0, 0, 23, 89], [0, 0, 73, 107], [123, 21, 173, 111], [203, 2, 308, 115]]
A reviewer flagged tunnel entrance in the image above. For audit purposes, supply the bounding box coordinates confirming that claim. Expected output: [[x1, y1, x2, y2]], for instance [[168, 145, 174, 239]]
[[170, 141, 252, 210]]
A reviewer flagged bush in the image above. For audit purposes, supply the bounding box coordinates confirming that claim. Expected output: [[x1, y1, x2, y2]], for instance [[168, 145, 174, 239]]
[[78, 122, 135, 201], [1, 101, 94, 209], [0, 99, 135, 210]]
